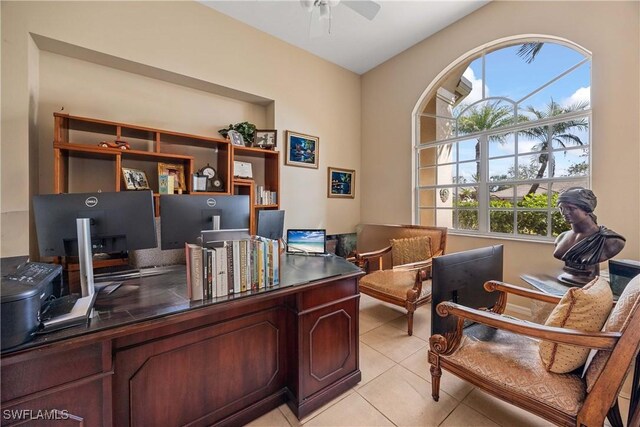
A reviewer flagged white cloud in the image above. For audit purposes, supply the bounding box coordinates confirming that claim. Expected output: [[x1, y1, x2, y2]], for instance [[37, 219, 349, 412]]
[[462, 67, 489, 106], [563, 86, 590, 107]]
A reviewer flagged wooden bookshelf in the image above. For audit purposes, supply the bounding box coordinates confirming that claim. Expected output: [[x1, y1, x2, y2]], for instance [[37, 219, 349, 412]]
[[52, 113, 280, 227]]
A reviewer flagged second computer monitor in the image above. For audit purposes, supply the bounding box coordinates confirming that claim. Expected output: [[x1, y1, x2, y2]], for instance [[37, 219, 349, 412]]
[[160, 194, 250, 250], [256, 210, 285, 240]]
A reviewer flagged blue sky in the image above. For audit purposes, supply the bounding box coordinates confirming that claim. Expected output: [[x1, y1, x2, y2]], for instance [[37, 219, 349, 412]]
[[439, 42, 592, 182]]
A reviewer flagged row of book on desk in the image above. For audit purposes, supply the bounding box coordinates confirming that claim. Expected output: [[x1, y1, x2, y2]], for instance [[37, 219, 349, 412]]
[[184, 236, 280, 301]]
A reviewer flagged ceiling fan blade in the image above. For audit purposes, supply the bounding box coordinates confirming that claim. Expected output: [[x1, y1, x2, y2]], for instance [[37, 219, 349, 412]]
[[342, 0, 381, 20]]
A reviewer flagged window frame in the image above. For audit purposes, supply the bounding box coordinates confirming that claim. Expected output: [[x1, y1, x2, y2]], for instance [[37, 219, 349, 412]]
[[414, 42, 592, 241]]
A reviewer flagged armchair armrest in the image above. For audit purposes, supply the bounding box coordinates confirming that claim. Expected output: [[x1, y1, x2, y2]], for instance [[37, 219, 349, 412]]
[[436, 301, 620, 350], [484, 280, 563, 304], [353, 245, 392, 272], [392, 258, 433, 272]]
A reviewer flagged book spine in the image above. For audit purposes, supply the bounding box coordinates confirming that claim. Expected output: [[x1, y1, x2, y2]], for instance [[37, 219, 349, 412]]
[[233, 240, 241, 294], [271, 239, 280, 286], [192, 245, 204, 301], [185, 243, 192, 299], [208, 248, 215, 299], [239, 240, 248, 292], [202, 247, 209, 300], [266, 240, 274, 287], [226, 242, 234, 295], [257, 239, 265, 289], [215, 246, 228, 297], [250, 239, 259, 292]]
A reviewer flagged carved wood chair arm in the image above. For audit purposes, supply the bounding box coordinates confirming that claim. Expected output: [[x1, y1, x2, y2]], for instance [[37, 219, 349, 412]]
[[353, 245, 392, 271], [436, 301, 620, 350], [484, 280, 563, 304], [392, 258, 433, 271]]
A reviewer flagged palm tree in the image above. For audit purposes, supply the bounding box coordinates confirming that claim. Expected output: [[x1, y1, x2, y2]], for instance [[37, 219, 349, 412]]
[[519, 98, 589, 194], [456, 101, 515, 179], [517, 42, 544, 64]]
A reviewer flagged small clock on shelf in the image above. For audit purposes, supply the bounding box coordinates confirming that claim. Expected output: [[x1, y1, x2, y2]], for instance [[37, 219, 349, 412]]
[[198, 164, 225, 192]]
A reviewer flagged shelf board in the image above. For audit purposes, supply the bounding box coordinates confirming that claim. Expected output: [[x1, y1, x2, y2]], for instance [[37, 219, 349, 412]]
[[233, 178, 255, 185], [122, 149, 194, 161], [233, 146, 279, 157], [255, 204, 279, 208], [55, 143, 194, 162], [55, 142, 121, 156]]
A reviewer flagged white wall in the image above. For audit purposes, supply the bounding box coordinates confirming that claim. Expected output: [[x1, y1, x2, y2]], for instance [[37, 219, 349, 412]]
[[1, 1, 362, 257], [361, 1, 640, 292]]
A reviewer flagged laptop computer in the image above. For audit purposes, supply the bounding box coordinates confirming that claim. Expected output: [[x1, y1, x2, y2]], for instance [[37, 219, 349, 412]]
[[286, 229, 327, 256]]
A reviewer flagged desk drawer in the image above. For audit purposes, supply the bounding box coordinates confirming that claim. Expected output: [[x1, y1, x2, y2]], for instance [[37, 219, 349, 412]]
[[1, 342, 106, 402], [299, 277, 358, 310]]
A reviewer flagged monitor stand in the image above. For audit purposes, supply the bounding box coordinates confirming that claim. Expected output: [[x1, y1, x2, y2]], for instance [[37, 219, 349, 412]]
[[76, 218, 97, 318]]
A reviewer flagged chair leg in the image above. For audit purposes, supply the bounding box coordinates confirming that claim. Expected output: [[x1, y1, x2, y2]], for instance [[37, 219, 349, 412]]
[[407, 310, 414, 336], [430, 364, 441, 402]]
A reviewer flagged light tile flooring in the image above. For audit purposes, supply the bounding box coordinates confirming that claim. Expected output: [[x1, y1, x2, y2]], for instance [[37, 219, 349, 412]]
[[248, 294, 632, 427]]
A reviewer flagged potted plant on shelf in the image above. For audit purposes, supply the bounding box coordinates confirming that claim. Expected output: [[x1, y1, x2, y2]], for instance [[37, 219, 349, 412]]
[[218, 122, 256, 147]]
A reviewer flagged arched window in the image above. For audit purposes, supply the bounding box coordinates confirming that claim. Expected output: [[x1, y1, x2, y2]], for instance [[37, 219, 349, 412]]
[[415, 40, 591, 240]]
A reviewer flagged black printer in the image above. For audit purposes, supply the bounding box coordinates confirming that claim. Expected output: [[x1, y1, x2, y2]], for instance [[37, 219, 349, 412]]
[[1, 258, 62, 350]]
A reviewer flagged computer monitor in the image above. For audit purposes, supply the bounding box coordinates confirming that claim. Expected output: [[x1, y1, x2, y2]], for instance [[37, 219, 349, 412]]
[[431, 245, 503, 337], [256, 210, 285, 240], [160, 194, 250, 250], [33, 190, 157, 296]]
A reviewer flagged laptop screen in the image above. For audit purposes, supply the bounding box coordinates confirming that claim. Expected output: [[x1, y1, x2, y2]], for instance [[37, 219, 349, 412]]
[[286, 229, 326, 255]]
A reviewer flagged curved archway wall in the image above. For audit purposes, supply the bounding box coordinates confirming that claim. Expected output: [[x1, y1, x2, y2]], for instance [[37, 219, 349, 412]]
[[361, 1, 639, 305], [1, 1, 362, 257]]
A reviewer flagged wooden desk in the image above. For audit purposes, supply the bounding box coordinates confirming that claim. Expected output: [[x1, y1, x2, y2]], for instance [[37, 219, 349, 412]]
[[1, 254, 364, 426]]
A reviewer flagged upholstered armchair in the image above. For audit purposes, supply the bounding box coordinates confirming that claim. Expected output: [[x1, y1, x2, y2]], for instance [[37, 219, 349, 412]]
[[429, 275, 640, 427], [352, 225, 447, 335]]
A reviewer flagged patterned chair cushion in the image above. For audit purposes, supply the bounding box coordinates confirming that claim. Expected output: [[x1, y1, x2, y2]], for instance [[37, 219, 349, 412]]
[[390, 236, 432, 266], [360, 270, 431, 301], [585, 275, 640, 392], [445, 329, 586, 415], [539, 276, 613, 373]]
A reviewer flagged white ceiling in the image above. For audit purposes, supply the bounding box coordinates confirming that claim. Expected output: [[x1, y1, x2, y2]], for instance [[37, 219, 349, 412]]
[[201, 0, 489, 75]]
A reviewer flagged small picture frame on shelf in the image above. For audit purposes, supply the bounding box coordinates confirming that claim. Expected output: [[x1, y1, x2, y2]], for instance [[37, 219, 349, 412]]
[[285, 130, 319, 169], [122, 167, 150, 190], [253, 129, 277, 150], [228, 130, 245, 147], [328, 167, 355, 198], [158, 162, 186, 192]]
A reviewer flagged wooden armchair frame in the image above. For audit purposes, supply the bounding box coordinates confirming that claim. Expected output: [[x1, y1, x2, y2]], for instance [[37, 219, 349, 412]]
[[429, 280, 640, 427], [352, 226, 447, 335]]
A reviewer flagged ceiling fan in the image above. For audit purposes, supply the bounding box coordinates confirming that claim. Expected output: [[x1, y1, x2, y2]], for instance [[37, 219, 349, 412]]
[[300, 0, 381, 22]]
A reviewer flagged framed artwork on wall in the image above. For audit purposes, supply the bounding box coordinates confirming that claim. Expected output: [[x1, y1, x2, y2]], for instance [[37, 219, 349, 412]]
[[285, 130, 319, 168], [328, 167, 355, 198]]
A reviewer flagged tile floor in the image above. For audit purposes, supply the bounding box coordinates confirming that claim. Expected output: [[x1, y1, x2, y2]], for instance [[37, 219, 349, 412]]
[[248, 294, 632, 427]]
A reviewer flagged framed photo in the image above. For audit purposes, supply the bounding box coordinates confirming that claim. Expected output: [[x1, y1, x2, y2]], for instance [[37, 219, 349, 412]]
[[328, 167, 355, 198], [122, 167, 150, 190], [228, 129, 245, 147], [285, 130, 319, 169], [157, 162, 186, 192], [253, 129, 277, 150]]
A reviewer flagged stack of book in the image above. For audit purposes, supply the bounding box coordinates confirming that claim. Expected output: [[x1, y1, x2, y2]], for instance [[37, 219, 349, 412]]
[[185, 236, 280, 301], [255, 185, 277, 205]]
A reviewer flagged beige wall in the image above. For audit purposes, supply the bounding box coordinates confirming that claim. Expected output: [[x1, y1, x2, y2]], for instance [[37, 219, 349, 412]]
[[1, 1, 362, 257], [361, 1, 640, 293]]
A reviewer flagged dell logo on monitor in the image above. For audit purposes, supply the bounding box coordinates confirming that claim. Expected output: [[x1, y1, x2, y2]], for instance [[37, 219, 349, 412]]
[[206, 198, 217, 207], [85, 196, 98, 208]]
